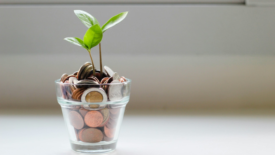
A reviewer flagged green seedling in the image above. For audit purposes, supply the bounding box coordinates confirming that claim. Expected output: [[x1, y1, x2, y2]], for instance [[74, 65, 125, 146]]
[[64, 10, 128, 77]]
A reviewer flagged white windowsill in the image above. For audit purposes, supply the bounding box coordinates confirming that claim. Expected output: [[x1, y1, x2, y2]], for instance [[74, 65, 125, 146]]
[[1, 109, 275, 155]]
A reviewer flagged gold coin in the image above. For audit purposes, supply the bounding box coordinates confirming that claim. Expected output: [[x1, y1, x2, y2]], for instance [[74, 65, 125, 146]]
[[81, 88, 107, 103], [89, 104, 99, 108], [85, 91, 103, 102]]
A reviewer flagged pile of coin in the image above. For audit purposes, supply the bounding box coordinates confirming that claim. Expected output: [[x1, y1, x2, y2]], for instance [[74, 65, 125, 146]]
[[68, 106, 120, 142], [60, 62, 129, 102], [59, 62, 129, 143]]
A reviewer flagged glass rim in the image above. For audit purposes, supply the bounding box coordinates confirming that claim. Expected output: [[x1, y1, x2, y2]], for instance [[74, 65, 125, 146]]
[[55, 78, 131, 85]]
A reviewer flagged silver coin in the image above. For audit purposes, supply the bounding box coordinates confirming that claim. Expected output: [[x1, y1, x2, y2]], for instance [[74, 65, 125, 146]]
[[69, 77, 78, 84], [81, 88, 107, 110], [77, 62, 92, 80], [75, 79, 99, 89], [104, 66, 115, 77], [112, 72, 120, 81], [82, 64, 94, 79], [81, 88, 107, 102], [108, 80, 123, 101], [68, 77, 78, 89]]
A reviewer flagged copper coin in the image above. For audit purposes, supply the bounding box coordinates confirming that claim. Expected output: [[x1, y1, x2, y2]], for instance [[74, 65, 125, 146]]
[[88, 70, 102, 79], [94, 71, 102, 80], [107, 76, 113, 83], [78, 128, 85, 140], [78, 128, 103, 143], [84, 111, 103, 127], [70, 85, 76, 92], [72, 88, 86, 101], [71, 89, 80, 99], [73, 71, 78, 76], [79, 108, 89, 117], [104, 126, 115, 138], [102, 77, 113, 94], [72, 90, 83, 100], [102, 79, 109, 93], [60, 73, 68, 83], [68, 111, 84, 130], [119, 76, 127, 82], [63, 74, 76, 83], [100, 77, 109, 84]]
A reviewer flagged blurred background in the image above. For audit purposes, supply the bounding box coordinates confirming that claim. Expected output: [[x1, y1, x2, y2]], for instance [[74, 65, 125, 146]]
[[1, 1, 275, 154], [0, 0, 275, 110]]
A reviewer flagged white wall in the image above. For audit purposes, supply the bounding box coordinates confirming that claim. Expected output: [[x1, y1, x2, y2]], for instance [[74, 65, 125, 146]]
[[0, 0, 245, 4], [1, 4, 275, 109]]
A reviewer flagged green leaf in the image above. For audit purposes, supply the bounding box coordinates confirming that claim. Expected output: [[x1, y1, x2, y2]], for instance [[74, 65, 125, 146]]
[[74, 10, 99, 28], [64, 37, 87, 49], [83, 24, 103, 50], [102, 11, 128, 33]]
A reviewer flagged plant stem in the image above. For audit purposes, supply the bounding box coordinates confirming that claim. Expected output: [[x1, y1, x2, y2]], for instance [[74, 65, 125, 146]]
[[88, 50, 96, 76], [99, 43, 103, 77]]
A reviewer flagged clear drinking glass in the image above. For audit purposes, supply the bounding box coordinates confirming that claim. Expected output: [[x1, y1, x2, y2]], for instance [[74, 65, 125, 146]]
[[55, 78, 131, 153]]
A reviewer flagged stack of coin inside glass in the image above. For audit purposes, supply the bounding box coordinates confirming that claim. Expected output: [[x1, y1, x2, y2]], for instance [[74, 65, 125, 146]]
[[59, 62, 129, 143], [67, 105, 120, 142], [60, 62, 128, 102]]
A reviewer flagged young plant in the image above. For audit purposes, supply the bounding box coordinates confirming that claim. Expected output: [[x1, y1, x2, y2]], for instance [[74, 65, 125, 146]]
[[73, 10, 128, 76], [64, 24, 103, 76]]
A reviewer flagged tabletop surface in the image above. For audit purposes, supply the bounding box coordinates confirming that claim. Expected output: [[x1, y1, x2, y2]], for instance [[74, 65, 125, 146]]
[[1, 109, 275, 155]]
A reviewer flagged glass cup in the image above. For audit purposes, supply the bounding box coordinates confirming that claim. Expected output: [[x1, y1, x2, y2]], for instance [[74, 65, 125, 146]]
[[55, 78, 131, 153]]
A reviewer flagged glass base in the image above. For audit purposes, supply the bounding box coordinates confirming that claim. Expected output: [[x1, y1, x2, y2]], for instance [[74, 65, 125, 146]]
[[71, 141, 117, 153]]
